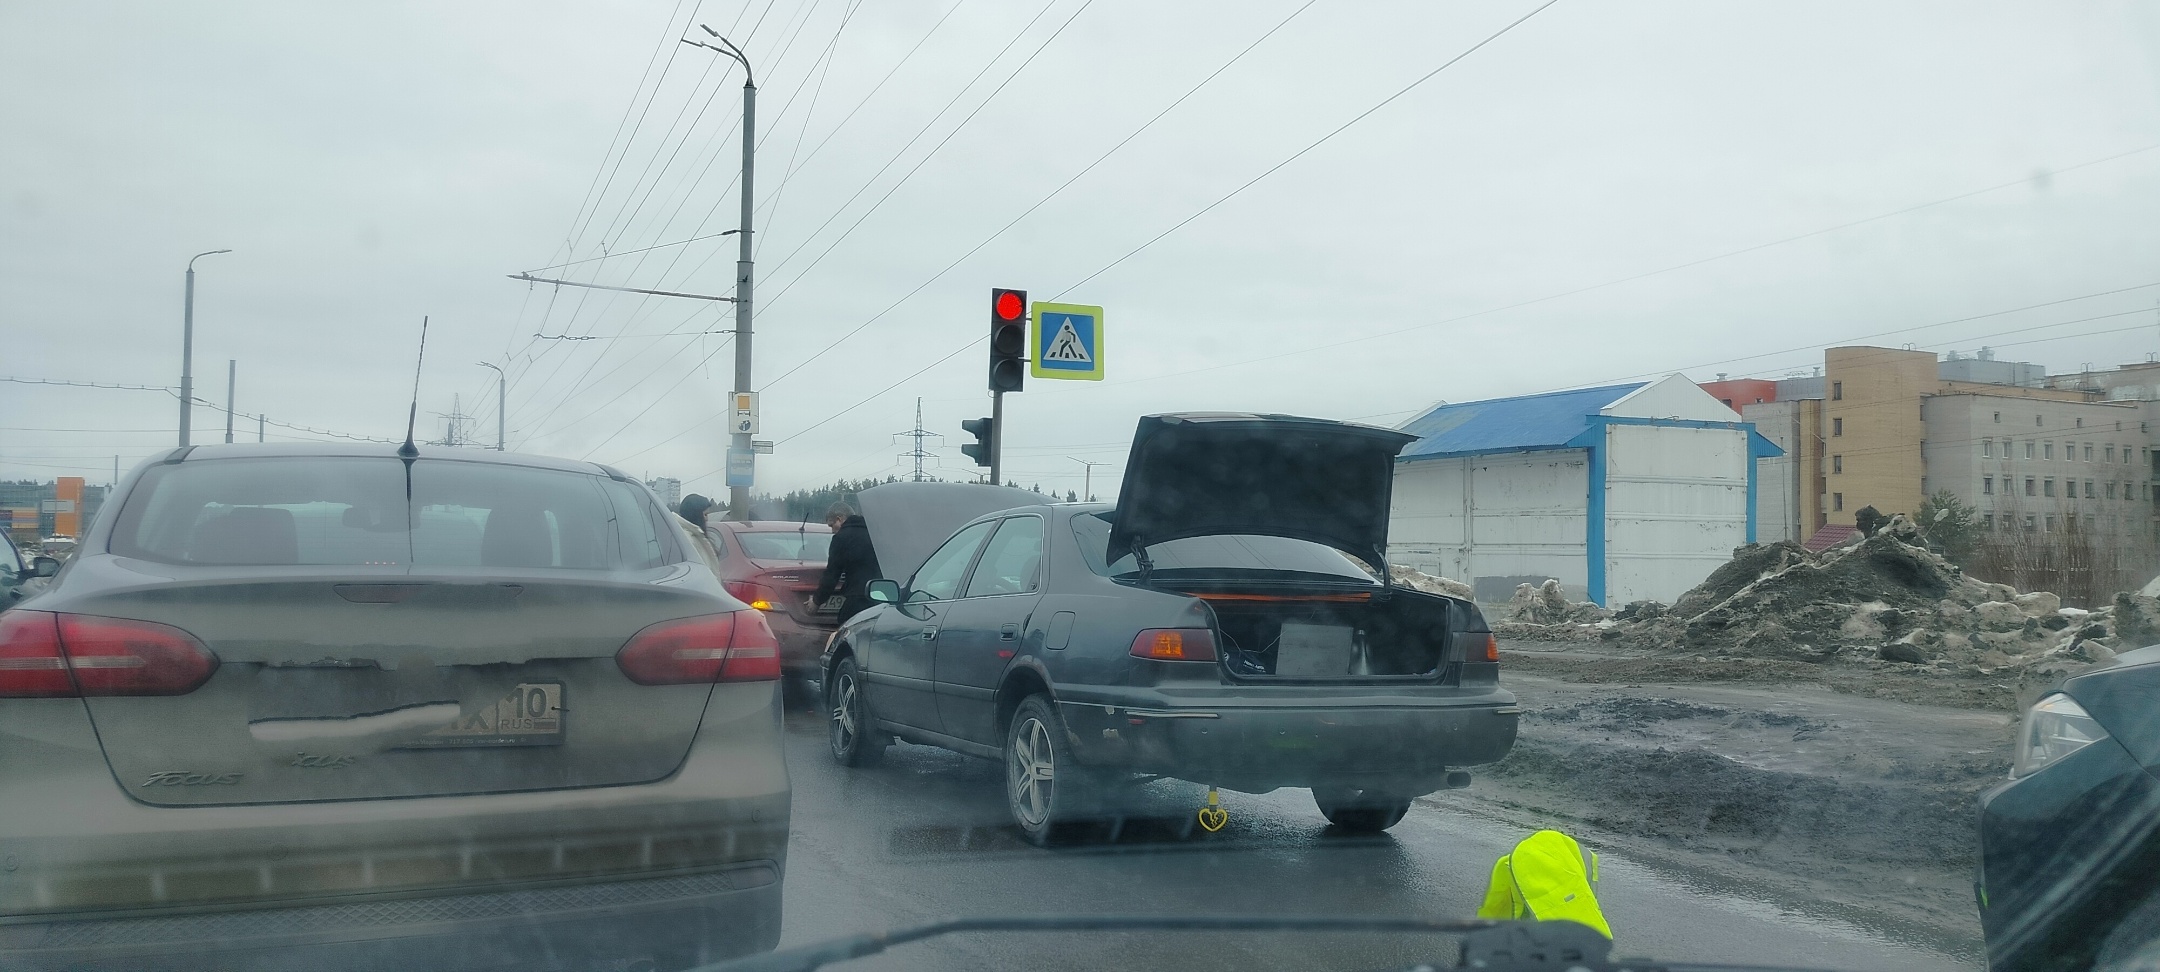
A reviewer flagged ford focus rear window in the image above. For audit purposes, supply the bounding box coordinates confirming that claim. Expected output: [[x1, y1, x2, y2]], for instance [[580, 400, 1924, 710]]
[[1069, 511, 1376, 581], [111, 457, 675, 569]]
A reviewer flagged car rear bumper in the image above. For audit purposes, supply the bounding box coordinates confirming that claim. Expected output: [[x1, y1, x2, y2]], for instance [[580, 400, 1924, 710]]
[[763, 611, 836, 673], [1057, 688, 1518, 795], [0, 863, 781, 972]]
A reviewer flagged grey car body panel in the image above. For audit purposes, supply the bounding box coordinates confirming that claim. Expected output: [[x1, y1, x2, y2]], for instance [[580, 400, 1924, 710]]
[[1, 446, 789, 968], [1105, 412, 1417, 569], [856, 481, 1043, 587], [825, 488, 1518, 796]]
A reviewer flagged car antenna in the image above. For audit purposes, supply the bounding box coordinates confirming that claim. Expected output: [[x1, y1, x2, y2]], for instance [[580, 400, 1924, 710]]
[[397, 316, 428, 460]]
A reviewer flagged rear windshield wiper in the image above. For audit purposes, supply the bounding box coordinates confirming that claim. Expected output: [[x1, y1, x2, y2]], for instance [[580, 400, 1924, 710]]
[[687, 915, 1840, 972]]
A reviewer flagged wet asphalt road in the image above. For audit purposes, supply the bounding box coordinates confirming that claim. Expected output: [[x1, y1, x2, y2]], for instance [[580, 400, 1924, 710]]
[[769, 694, 1977, 972]]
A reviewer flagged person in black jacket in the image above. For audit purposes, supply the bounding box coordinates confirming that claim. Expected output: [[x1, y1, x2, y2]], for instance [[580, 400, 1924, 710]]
[[814, 501, 882, 623]]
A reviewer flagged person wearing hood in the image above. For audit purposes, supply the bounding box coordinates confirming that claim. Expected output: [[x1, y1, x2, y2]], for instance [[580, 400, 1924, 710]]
[[814, 501, 881, 624]]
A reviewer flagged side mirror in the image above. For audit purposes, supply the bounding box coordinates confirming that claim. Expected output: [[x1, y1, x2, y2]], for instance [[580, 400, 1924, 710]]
[[31, 557, 60, 578], [865, 579, 900, 604]]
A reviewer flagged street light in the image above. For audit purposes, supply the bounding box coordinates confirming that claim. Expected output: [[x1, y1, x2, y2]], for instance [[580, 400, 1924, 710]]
[[683, 26, 756, 519], [476, 361, 505, 451], [179, 249, 232, 447]]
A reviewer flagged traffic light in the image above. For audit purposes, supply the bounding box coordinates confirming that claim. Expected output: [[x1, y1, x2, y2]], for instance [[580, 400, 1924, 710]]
[[989, 288, 1026, 393], [960, 417, 994, 467]]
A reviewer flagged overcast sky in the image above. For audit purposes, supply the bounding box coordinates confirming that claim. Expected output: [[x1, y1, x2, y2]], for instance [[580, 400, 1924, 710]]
[[5, 1, 2158, 498]]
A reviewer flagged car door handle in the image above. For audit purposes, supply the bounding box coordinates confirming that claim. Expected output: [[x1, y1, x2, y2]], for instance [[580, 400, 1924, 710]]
[[999, 623, 1019, 642], [921, 625, 939, 640]]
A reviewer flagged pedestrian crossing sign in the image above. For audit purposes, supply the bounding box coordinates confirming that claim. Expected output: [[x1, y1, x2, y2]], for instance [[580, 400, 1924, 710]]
[[1029, 301, 1104, 381]]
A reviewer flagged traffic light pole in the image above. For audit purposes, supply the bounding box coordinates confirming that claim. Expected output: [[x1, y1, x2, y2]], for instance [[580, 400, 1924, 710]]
[[989, 390, 1004, 485]]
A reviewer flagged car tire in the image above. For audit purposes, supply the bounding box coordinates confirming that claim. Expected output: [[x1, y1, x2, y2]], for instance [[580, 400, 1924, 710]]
[[827, 657, 885, 766], [1313, 786, 1412, 833], [1005, 695, 1096, 846]]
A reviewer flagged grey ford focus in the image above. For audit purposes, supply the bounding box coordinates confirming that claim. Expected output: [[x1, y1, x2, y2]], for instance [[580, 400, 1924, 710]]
[[0, 444, 788, 972]]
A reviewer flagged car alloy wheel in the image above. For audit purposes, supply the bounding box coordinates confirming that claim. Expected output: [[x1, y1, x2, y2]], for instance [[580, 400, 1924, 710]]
[[1009, 715, 1056, 829], [827, 658, 883, 766], [1005, 695, 1092, 845]]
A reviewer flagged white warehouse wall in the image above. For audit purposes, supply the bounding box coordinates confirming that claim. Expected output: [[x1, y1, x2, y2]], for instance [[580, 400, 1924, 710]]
[[1601, 423, 1752, 604], [1390, 450, 1589, 598]]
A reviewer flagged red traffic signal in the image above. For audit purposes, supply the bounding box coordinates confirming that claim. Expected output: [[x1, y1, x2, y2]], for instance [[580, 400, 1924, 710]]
[[989, 288, 1027, 393]]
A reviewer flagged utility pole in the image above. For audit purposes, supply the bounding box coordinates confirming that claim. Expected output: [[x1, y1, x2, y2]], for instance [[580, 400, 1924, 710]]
[[223, 359, 236, 444], [257, 414, 265, 442], [179, 248, 231, 447], [477, 361, 506, 450], [681, 27, 757, 519], [1068, 457, 1109, 502]]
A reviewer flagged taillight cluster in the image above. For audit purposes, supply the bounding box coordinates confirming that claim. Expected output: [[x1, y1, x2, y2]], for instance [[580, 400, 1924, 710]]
[[1129, 628, 1217, 662], [722, 580, 781, 613], [0, 611, 220, 698], [1454, 631, 1499, 663], [616, 611, 782, 685]]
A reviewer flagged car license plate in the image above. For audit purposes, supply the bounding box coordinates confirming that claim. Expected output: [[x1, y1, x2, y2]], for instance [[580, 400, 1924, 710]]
[[404, 683, 564, 748]]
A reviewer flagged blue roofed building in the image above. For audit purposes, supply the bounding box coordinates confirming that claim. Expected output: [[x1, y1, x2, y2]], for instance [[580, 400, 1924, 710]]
[[1389, 374, 1784, 606]]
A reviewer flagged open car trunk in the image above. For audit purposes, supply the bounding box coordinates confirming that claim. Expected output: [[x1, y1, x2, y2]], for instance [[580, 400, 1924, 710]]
[[1199, 589, 1458, 682]]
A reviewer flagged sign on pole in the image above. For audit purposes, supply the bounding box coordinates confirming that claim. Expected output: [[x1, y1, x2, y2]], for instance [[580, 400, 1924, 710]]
[[1029, 302, 1104, 381], [731, 392, 759, 435], [725, 449, 755, 487]]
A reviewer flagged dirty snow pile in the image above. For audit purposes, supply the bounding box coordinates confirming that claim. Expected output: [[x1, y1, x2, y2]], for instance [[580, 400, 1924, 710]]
[[1501, 515, 2157, 677], [1388, 565, 1474, 600], [1491, 579, 1609, 639]]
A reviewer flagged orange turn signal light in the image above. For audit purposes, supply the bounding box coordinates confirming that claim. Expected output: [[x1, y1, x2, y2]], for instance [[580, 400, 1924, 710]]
[[1129, 628, 1217, 662]]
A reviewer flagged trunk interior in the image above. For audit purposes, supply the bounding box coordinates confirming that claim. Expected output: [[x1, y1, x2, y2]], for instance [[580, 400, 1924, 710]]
[[1200, 590, 1456, 680]]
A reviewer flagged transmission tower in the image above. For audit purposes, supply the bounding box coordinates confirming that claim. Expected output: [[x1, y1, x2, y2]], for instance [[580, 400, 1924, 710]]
[[431, 394, 475, 447], [895, 398, 942, 482]]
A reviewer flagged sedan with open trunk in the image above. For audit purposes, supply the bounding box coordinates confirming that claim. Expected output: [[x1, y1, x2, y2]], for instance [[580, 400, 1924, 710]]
[[820, 413, 1519, 843]]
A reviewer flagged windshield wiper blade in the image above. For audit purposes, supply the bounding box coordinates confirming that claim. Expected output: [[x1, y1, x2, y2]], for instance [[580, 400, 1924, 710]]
[[689, 916, 1489, 972], [688, 915, 1859, 972]]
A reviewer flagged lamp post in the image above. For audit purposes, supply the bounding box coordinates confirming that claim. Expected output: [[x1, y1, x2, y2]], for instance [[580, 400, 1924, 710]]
[[685, 27, 755, 520], [476, 361, 506, 450], [179, 249, 232, 447]]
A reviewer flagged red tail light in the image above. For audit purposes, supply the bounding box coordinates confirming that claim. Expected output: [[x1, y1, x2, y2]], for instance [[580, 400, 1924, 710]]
[[1454, 631, 1499, 663], [0, 611, 218, 698], [617, 611, 782, 685], [0, 611, 71, 697], [723, 580, 782, 612], [1129, 628, 1217, 662]]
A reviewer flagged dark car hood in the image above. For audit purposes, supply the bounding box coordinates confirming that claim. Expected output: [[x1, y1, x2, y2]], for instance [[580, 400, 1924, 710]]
[[1105, 412, 1416, 569], [858, 482, 1047, 585]]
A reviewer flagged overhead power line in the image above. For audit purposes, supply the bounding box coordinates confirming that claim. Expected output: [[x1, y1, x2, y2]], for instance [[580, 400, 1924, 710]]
[[754, 0, 1322, 392], [740, 0, 1561, 451]]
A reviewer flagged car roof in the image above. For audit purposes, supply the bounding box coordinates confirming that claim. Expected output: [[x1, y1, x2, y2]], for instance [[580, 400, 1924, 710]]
[[716, 520, 834, 531], [161, 443, 626, 478]]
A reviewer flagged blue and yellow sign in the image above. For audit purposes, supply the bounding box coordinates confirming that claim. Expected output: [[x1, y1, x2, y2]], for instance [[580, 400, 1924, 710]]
[[1029, 301, 1104, 381]]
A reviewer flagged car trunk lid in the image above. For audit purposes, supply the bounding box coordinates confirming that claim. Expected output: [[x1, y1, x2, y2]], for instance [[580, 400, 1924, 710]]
[[1105, 413, 1417, 570], [61, 570, 721, 806]]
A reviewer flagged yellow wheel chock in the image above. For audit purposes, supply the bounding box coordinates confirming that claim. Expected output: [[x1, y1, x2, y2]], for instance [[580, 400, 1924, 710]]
[[1196, 787, 1228, 832]]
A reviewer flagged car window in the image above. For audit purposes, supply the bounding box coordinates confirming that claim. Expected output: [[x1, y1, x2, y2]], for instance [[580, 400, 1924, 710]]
[[908, 519, 995, 602], [110, 457, 676, 569], [964, 516, 1044, 597], [1069, 511, 1377, 581], [737, 531, 831, 562], [0, 537, 20, 575]]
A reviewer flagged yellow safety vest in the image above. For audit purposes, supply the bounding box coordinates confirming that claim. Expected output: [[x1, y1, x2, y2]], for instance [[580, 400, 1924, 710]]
[[1474, 829, 1612, 939]]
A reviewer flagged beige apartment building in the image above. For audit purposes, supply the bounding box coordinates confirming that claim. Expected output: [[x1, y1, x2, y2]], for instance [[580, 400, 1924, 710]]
[[1728, 347, 2159, 541]]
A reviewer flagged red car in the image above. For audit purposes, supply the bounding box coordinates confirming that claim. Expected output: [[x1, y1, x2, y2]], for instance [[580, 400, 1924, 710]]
[[703, 520, 837, 676]]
